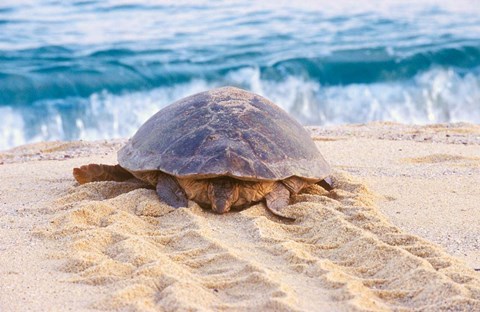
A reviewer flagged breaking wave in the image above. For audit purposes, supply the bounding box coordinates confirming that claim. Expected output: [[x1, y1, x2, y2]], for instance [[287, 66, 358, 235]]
[[1, 66, 479, 150], [1, 0, 480, 149]]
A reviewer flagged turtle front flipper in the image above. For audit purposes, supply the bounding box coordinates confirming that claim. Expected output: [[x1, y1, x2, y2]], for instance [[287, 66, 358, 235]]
[[156, 172, 188, 208], [73, 164, 134, 184], [282, 176, 308, 194], [265, 182, 291, 218]]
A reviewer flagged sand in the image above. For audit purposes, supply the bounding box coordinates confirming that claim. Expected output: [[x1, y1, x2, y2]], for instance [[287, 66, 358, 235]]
[[1, 122, 479, 311]]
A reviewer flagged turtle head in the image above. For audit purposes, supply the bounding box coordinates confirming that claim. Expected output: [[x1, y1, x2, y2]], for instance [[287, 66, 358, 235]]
[[207, 178, 239, 214]]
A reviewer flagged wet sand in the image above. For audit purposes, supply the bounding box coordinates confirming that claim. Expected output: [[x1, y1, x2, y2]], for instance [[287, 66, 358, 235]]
[[1, 122, 479, 311]]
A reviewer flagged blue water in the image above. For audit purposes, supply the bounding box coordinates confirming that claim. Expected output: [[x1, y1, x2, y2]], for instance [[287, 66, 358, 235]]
[[1, 0, 480, 150]]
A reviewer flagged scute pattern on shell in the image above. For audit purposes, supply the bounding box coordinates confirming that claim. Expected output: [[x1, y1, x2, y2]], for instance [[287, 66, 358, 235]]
[[118, 87, 330, 181]]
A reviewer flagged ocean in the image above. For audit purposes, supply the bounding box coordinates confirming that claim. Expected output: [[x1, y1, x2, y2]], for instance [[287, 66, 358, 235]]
[[1, 0, 479, 150]]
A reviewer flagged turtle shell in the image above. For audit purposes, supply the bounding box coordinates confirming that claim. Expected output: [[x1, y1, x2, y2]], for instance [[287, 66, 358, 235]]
[[118, 86, 330, 181]]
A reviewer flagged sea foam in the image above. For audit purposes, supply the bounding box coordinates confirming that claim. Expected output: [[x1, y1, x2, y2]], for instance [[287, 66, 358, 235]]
[[1, 66, 479, 150]]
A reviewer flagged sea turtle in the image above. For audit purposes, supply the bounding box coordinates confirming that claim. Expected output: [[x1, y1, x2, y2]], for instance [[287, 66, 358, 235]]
[[73, 86, 332, 217]]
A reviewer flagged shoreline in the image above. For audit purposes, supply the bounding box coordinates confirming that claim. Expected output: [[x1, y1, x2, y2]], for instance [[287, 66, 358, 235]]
[[1, 122, 479, 310]]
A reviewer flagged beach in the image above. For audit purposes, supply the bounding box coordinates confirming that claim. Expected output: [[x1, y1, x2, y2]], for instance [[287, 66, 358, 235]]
[[0, 122, 479, 311], [1, 1, 479, 310]]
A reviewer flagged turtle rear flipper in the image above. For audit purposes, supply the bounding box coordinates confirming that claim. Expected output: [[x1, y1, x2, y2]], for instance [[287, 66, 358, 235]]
[[73, 164, 134, 184]]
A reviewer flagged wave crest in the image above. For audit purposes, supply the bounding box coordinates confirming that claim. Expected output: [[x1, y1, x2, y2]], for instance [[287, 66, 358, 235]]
[[1, 44, 480, 106], [1, 67, 479, 150]]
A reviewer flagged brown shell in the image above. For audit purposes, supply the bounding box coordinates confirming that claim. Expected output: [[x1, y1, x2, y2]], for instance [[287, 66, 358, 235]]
[[118, 86, 331, 181]]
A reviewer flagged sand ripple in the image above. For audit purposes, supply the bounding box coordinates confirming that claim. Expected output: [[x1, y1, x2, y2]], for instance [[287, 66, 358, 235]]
[[40, 173, 480, 311]]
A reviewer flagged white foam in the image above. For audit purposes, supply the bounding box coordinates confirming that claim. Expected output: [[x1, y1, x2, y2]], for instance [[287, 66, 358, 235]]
[[1, 67, 479, 151], [0, 107, 26, 150]]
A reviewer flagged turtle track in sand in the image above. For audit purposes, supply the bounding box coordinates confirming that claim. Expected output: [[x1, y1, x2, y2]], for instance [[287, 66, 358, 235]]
[[39, 172, 480, 311]]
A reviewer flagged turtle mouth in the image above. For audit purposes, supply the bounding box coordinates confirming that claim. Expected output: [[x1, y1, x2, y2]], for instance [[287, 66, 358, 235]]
[[211, 201, 231, 214], [207, 178, 239, 214]]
